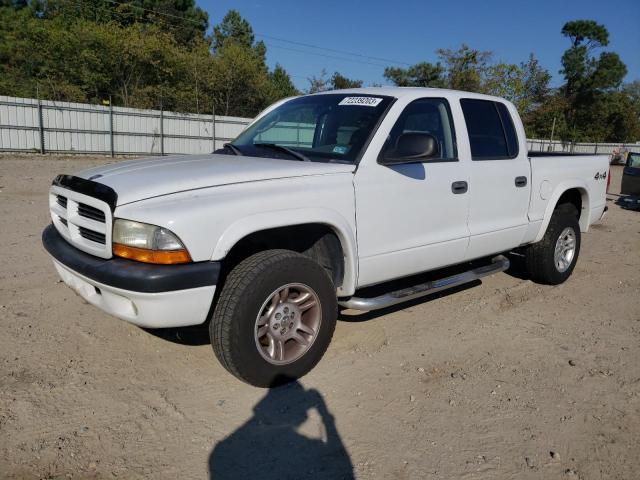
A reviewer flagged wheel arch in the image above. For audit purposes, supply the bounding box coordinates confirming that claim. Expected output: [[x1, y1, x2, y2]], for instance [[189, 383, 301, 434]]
[[534, 182, 591, 243], [212, 209, 358, 296]]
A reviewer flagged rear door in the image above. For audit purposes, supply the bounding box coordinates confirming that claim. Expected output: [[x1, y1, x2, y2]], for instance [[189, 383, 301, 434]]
[[460, 99, 531, 260]]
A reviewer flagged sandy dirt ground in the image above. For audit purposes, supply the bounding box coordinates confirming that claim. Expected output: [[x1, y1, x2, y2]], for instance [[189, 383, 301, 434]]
[[0, 154, 638, 480]]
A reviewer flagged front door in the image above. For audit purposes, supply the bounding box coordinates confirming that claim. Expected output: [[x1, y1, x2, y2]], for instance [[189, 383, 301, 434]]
[[354, 97, 470, 287]]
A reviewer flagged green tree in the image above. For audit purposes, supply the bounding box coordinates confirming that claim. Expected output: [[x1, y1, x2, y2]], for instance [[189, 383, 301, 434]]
[[307, 69, 329, 94], [211, 9, 266, 61], [558, 19, 629, 141], [0, 9, 199, 108], [209, 40, 271, 117], [208, 10, 294, 114], [383, 62, 445, 87], [599, 91, 640, 142], [268, 63, 299, 102], [484, 63, 523, 102], [522, 93, 569, 140], [559, 20, 613, 99], [622, 80, 640, 107], [212, 9, 254, 50], [560, 19, 627, 96], [484, 54, 551, 113], [0, 0, 28, 8], [0, 5, 298, 117], [437, 44, 491, 92], [561, 20, 609, 49], [330, 72, 363, 89], [29, 0, 209, 45], [522, 20, 636, 143]]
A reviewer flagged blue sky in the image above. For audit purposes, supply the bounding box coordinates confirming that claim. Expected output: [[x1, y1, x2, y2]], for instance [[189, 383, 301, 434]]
[[200, 0, 640, 90]]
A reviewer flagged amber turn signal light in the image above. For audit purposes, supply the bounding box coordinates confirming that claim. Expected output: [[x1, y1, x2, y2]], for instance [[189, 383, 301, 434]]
[[113, 243, 191, 265]]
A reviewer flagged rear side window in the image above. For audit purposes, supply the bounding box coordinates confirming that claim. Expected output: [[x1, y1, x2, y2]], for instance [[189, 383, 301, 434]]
[[460, 99, 519, 160], [495, 102, 519, 157]]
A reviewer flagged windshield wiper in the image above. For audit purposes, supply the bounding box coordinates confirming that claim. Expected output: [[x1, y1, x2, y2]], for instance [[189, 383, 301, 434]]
[[254, 143, 311, 162], [222, 143, 244, 156]]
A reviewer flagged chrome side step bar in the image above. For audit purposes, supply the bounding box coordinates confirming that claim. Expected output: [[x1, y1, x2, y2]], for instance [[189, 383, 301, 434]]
[[338, 255, 510, 311]]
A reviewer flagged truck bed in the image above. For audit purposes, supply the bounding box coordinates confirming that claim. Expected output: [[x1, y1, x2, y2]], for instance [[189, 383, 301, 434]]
[[526, 153, 609, 241]]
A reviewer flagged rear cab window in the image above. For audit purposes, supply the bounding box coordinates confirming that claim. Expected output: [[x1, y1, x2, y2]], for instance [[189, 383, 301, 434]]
[[460, 99, 519, 160]]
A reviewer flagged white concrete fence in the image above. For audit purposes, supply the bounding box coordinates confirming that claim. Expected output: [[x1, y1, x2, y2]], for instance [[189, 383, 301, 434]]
[[527, 138, 639, 155], [1, 95, 638, 157], [0, 95, 250, 156]]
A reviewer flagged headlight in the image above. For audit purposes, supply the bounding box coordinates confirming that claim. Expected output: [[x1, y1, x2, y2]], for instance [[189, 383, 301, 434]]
[[112, 219, 191, 264]]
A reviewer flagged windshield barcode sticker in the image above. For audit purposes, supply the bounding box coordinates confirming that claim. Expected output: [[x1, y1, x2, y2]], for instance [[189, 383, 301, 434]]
[[338, 97, 383, 107]]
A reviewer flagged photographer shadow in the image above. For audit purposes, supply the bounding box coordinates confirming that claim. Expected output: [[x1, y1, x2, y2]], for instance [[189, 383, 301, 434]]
[[208, 380, 354, 480]]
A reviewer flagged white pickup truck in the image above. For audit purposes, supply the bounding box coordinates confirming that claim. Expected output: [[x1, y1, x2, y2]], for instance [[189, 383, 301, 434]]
[[43, 88, 609, 386]]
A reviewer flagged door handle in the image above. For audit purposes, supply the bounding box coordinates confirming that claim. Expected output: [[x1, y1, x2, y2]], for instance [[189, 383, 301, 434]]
[[451, 181, 468, 194], [515, 176, 528, 187]]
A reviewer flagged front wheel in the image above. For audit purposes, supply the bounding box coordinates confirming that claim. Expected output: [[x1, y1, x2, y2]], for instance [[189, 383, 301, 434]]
[[524, 210, 581, 285], [210, 249, 337, 387]]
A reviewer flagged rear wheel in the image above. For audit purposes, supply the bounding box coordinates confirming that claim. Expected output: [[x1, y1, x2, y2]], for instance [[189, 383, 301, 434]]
[[524, 208, 581, 285], [210, 249, 337, 387]]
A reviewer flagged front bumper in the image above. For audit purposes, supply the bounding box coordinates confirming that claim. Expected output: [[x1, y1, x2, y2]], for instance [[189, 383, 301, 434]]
[[42, 224, 219, 328]]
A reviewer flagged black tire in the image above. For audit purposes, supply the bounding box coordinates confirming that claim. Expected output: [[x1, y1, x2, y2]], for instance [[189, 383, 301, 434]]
[[210, 249, 337, 387], [524, 208, 581, 285]]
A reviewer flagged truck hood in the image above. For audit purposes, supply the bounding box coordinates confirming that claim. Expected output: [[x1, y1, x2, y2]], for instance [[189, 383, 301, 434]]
[[77, 154, 355, 205]]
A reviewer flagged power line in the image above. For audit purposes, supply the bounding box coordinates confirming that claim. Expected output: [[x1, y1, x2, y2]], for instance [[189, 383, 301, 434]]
[[69, 0, 391, 86], [67, 0, 403, 85], [99, 0, 412, 68], [256, 33, 412, 66], [102, 0, 205, 25], [264, 44, 390, 69]]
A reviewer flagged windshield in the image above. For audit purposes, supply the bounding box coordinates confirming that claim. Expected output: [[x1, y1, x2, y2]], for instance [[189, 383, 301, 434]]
[[231, 93, 394, 163]]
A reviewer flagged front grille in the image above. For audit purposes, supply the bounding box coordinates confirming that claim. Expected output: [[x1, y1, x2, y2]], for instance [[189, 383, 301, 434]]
[[78, 203, 106, 223], [50, 186, 112, 258], [79, 226, 106, 245]]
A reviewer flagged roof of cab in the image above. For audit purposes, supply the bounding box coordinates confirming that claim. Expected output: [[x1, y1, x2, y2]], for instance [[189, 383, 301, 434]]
[[312, 86, 511, 104]]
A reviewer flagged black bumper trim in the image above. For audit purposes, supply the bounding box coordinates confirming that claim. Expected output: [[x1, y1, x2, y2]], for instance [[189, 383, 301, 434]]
[[42, 224, 220, 293]]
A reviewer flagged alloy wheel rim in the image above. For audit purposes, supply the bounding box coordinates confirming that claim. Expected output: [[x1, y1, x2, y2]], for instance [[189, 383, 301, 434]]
[[254, 283, 322, 365], [554, 227, 576, 273]]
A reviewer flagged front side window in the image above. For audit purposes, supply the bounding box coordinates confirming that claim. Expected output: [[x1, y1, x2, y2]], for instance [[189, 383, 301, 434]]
[[231, 94, 393, 163], [381, 98, 457, 161], [460, 99, 519, 160]]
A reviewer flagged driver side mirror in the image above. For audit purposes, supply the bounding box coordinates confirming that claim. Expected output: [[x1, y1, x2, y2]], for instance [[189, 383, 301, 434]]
[[379, 132, 439, 165]]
